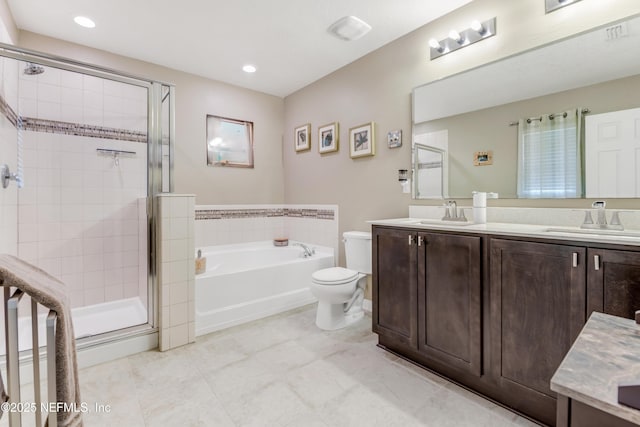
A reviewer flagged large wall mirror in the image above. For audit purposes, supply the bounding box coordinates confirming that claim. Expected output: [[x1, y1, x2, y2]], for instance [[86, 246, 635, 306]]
[[412, 14, 640, 199]]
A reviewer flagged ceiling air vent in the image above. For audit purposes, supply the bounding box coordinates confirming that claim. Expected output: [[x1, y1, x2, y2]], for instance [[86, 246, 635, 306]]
[[327, 16, 372, 41]]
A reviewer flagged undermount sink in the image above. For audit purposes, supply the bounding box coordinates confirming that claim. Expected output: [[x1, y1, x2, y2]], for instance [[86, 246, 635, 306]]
[[419, 219, 475, 226], [544, 227, 640, 239]]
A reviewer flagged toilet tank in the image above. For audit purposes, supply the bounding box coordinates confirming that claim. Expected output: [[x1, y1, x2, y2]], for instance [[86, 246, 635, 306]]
[[343, 231, 372, 274]]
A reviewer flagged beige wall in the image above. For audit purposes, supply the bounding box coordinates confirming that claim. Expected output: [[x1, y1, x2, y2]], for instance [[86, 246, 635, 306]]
[[283, 0, 640, 263], [18, 31, 285, 206]]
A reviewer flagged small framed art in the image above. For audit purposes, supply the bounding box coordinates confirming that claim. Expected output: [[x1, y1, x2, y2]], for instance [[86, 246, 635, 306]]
[[387, 130, 402, 148], [318, 122, 339, 154], [473, 150, 493, 166], [294, 124, 311, 152], [349, 122, 375, 158]]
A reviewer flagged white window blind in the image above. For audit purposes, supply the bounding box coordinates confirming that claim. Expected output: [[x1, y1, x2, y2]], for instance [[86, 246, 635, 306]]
[[517, 109, 582, 198]]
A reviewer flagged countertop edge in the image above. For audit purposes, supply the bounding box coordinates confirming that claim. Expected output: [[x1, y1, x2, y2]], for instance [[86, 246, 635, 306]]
[[368, 219, 640, 247]]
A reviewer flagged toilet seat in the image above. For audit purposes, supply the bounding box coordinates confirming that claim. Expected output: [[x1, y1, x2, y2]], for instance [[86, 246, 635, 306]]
[[312, 267, 359, 285]]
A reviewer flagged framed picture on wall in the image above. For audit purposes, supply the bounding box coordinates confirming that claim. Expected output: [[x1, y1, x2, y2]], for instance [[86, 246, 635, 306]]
[[349, 122, 375, 158], [294, 124, 311, 152], [318, 122, 339, 154]]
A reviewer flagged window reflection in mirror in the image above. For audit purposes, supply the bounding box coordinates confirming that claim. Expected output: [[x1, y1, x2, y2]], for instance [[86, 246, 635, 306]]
[[517, 110, 582, 199], [206, 115, 254, 168]]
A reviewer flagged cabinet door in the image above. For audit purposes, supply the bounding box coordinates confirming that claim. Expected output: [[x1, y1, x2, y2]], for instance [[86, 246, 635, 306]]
[[588, 248, 640, 319], [372, 227, 418, 348], [490, 239, 586, 426], [417, 232, 482, 376]]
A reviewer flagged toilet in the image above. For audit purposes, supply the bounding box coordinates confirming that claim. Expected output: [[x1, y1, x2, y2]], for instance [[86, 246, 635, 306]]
[[310, 231, 372, 330]]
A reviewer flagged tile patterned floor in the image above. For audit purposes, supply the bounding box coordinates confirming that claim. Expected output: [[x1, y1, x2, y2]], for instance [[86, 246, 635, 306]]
[[5, 305, 541, 426]]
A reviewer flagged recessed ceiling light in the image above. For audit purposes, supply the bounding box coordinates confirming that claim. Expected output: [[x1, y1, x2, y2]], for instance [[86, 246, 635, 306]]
[[74, 16, 96, 28], [242, 65, 257, 73]]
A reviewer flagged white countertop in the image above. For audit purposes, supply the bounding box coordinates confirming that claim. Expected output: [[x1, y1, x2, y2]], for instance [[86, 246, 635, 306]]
[[368, 218, 640, 247]]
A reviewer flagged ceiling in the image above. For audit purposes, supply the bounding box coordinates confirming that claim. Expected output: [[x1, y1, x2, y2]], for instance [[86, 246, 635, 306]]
[[7, 0, 472, 97]]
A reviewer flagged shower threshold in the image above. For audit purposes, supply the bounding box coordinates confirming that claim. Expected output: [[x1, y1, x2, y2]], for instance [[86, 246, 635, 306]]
[[0, 297, 147, 355]]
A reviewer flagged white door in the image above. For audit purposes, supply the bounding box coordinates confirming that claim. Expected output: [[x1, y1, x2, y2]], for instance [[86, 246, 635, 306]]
[[585, 107, 640, 197]]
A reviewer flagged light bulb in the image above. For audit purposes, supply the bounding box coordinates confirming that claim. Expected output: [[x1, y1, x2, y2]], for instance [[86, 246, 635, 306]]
[[428, 38, 441, 50], [471, 20, 483, 33], [448, 29, 462, 42]]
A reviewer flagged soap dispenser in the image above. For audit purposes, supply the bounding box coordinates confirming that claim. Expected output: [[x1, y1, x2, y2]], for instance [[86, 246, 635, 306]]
[[195, 249, 206, 275], [472, 192, 487, 224]]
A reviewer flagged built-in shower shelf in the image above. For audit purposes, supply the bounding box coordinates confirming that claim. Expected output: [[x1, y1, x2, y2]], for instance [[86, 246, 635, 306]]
[[96, 148, 136, 156]]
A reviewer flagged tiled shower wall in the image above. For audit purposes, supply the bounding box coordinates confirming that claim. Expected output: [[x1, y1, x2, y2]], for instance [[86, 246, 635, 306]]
[[13, 64, 149, 309], [195, 204, 339, 256], [0, 56, 18, 255]]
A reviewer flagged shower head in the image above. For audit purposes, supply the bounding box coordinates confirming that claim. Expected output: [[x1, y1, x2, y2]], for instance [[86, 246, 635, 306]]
[[23, 62, 44, 75]]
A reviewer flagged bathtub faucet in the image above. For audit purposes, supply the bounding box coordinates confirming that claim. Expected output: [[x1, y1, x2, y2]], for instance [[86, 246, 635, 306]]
[[294, 243, 315, 257]]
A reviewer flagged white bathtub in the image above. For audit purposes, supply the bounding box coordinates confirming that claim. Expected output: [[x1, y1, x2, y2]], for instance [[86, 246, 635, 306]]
[[195, 241, 334, 335]]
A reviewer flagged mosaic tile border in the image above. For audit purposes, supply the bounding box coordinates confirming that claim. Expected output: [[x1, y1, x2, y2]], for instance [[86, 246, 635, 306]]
[[21, 117, 147, 143], [195, 208, 335, 221], [0, 93, 147, 143]]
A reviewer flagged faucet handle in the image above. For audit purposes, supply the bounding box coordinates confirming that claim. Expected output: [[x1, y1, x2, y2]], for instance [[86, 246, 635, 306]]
[[611, 211, 622, 226], [441, 203, 451, 220], [582, 210, 594, 225]]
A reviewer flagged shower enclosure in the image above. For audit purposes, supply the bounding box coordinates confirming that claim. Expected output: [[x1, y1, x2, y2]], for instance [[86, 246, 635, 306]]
[[0, 43, 173, 352]]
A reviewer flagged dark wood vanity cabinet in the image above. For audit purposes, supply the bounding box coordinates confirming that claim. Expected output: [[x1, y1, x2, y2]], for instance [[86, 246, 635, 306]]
[[490, 239, 587, 426], [372, 226, 482, 377], [372, 227, 418, 347], [417, 232, 482, 376], [373, 225, 640, 426], [587, 248, 640, 320]]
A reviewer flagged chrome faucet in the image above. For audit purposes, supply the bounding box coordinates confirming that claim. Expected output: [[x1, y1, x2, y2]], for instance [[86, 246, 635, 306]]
[[449, 200, 458, 219], [442, 200, 468, 222], [593, 201, 607, 226], [294, 243, 315, 257], [581, 201, 624, 231]]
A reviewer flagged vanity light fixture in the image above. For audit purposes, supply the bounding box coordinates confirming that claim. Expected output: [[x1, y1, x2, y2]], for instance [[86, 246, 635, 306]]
[[545, 0, 583, 14], [429, 17, 497, 60], [428, 38, 444, 53]]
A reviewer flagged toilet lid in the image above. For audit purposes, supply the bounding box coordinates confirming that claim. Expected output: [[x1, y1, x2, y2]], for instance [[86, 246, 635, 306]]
[[312, 267, 359, 285]]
